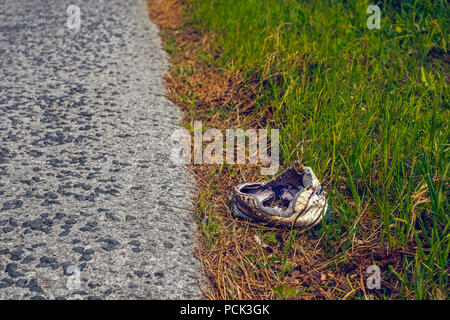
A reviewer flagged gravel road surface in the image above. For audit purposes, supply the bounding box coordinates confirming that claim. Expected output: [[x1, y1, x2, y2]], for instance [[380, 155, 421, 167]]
[[0, 0, 203, 299]]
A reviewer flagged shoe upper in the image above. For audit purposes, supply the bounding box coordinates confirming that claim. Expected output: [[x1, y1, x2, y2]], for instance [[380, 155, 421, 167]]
[[230, 162, 327, 228]]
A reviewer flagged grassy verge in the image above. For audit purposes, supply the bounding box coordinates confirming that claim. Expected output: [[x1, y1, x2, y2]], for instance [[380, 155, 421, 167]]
[[147, 0, 449, 299]]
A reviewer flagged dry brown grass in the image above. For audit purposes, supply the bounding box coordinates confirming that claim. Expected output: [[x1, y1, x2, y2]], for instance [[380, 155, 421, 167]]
[[146, 0, 416, 300], [147, 0, 183, 29]]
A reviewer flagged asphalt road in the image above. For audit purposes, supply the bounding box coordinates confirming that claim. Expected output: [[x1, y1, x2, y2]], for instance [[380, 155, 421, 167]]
[[0, 0, 204, 299]]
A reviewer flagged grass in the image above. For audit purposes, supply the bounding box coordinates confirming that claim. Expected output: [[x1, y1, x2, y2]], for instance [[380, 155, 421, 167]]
[[148, 0, 449, 299]]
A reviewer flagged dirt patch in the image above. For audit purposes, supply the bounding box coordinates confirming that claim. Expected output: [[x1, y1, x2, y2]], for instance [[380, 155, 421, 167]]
[[147, 0, 183, 29]]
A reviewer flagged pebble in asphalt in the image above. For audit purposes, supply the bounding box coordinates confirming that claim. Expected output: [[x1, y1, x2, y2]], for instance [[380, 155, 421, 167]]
[[0, 0, 204, 299]]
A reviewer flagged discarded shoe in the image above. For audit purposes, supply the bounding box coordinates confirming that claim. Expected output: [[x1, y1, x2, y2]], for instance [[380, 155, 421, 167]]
[[230, 162, 328, 228]]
